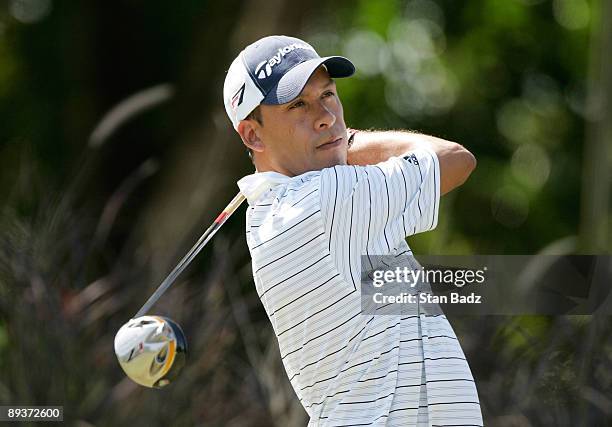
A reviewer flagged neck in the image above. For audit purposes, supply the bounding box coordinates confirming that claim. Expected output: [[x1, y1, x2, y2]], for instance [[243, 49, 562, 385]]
[[253, 155, 295, 177]]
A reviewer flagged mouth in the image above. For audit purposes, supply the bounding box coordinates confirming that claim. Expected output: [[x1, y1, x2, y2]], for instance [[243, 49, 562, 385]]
[[316, 136, 343, 150]]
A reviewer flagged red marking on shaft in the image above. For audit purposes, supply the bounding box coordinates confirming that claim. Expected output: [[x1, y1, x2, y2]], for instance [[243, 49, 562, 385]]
[[215, 212, 229, 224]]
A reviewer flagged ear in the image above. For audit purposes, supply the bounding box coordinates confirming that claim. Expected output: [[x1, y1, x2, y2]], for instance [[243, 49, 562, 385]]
[[237, 119, 264, 153]]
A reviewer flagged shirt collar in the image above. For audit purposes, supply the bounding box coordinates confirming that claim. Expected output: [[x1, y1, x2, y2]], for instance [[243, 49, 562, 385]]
[[237, 170, 322, 205], [237, 171, 291, 205]]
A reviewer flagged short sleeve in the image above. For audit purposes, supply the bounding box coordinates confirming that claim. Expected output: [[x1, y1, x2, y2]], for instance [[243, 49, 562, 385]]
[[374, 147, 440, 235], [319, 148, 440, 255]]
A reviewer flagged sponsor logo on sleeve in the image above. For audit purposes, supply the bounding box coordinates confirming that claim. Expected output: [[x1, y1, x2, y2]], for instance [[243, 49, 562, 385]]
[[403, 153, 420, 165]]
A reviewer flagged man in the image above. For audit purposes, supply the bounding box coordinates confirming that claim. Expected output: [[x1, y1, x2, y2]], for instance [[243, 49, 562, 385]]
[[224, 35, 483, 426]]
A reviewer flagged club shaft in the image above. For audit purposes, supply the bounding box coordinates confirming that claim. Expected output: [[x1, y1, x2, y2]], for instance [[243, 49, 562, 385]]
[[134, 192, 246, 318]]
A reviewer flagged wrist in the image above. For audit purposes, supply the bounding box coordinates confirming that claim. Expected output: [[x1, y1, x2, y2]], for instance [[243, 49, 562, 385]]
[[347, 128, 358, 148]]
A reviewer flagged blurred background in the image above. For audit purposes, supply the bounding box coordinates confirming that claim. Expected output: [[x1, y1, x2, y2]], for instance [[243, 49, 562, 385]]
[[0, 0, 610, 425]]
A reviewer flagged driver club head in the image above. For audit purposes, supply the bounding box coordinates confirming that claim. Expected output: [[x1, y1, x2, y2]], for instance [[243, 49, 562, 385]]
[[114, 316, 187, 388]]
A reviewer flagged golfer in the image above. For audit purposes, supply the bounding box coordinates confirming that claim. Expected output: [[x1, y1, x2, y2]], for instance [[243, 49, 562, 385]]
[[224, 35, 483, 426]]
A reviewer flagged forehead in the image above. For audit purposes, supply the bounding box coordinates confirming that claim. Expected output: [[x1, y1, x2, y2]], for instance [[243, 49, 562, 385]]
[[299, 66, 334, 97]]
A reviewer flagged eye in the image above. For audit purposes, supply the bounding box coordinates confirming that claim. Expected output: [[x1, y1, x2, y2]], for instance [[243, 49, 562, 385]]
[[289, 100, 305, 109], [323, 91, 335, 98]]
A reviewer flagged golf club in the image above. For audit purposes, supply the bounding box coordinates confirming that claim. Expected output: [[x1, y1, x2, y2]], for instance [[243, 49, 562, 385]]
[[114, 191, 246, 388]]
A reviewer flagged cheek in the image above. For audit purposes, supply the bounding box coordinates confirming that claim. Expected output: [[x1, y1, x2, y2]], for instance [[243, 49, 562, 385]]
[[285, 123, 296, 140], [288, 121, 312, 150], [336, 101, 345, 123]]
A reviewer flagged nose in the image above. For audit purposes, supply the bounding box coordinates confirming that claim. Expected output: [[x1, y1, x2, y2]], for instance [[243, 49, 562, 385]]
[[314, 101, 336, 130]]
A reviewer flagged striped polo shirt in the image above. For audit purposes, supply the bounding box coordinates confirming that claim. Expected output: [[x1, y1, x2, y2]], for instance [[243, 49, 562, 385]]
[[237, 148, 483, 427]]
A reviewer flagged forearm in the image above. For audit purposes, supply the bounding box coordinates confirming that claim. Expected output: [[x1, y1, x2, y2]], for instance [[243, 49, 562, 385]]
[[347, 129, 456, 165], [346, 129, 477, 195]]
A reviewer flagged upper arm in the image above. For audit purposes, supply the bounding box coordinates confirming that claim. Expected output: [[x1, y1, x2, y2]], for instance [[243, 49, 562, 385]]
[[320, 148, 440, 252]]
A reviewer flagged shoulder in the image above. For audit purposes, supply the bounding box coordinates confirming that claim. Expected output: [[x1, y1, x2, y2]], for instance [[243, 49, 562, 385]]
[[245, 172, 324, 249], [250, 171, 322, 217]]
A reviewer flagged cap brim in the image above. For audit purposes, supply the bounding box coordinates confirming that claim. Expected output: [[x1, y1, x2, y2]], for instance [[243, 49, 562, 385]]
[[262, 56, 355, 105]]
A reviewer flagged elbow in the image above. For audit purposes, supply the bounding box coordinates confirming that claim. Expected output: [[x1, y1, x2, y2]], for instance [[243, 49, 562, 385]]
[[439, 144, 477, 195], [454, 145, 476, 185], [465, 148, 477, 176], [441, 146, 476, 195]]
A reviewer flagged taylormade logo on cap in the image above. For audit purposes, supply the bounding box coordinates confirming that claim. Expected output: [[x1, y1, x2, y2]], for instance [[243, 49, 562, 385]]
[[223, 35, 356, 129], [254, 43, 316, 79]]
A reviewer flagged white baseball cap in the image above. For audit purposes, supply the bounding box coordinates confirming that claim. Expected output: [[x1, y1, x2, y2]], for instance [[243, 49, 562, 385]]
[[223, 35, 355, 129]]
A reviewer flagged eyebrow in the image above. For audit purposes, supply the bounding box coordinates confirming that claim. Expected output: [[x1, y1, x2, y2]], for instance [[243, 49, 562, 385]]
[[290, 78, 335, 103]]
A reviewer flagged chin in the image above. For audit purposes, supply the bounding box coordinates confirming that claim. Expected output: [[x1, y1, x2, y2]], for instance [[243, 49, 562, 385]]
[[320, 153, 347, 170]]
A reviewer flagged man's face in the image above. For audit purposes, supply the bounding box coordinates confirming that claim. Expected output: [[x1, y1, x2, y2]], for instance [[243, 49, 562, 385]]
[[255, 67, 348, 176]]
